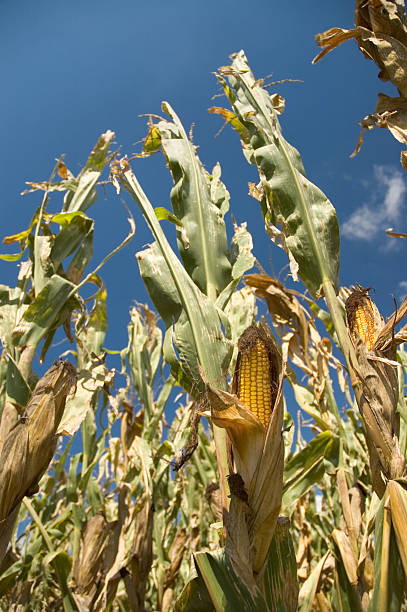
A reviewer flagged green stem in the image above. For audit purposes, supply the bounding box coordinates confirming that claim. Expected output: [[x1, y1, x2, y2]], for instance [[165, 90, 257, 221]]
[[120, 167, 230, 507], [322, 280, 355, 368], [23, 498, 77, 612], [325, 379, 343, 437]]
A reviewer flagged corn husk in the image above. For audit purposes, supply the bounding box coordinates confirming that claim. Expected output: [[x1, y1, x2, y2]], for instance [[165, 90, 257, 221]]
[[204, 324, 284, 583], [0, 360, 76, 562], [73, 512, 111, 596], [161, 529, 188, 612], [345, 289, 407, 497]]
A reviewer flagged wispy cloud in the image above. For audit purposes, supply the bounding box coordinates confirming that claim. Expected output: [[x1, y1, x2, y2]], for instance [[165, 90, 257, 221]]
[[342, 166, 406, 241], [397, 280, 407, 300]]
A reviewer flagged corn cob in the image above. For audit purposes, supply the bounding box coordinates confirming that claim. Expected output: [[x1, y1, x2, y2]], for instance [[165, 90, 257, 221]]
[[345, 287, 381, 350], [233, 326, 278, 429]]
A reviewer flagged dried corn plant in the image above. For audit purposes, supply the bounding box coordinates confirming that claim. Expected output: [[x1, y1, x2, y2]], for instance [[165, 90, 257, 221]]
[[1, 1, 407, 610]]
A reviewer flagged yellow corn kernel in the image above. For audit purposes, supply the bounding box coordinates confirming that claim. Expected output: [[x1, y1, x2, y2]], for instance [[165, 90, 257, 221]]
[[345, 288, 380, 350], [353, 302, 376, 350], [234, 326, 277, 429]]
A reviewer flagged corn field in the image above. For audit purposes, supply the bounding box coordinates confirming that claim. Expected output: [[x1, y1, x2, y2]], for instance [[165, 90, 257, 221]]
[[2, 1, 407, 610]]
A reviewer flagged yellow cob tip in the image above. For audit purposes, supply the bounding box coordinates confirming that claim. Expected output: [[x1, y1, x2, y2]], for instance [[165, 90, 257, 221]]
[[234, 326, 278, 429], [345, 287, 381, 350]]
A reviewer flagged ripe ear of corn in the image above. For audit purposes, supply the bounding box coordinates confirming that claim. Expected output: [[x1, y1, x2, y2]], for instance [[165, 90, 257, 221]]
[[345, 287, 382, 350], [233, 325, 278, 429], [0, 360, 76, 563], [73, 512, 110, 597], [205, 324, 284, 580], [345, 286, 405, 497]]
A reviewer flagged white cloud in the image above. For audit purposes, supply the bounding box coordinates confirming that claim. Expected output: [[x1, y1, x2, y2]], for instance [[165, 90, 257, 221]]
[[342, 166, 406, 241], [397, 280, 407, 300]]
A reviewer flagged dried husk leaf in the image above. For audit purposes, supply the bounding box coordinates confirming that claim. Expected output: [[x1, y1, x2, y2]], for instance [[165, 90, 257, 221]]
[[332, 528, 359, 586], [336, 469, 358, 554], [165, 528, 188, 586], [128, 499, 153, 610], [0, 361, 76, 562], [203, 384, 265, 489], [295, 500, 312, 580], [298, 550, 331, 609], [365, 94, 407, 146], [73, 512, 110, 595], [248, 378, 284, 575], [352, 335, 404, 497], [349, 485, 365, 540], [161, 530, 188, 612], [387, 479, 407, 577], [205, 483, 223, 522], [0, 505, 20, 569]]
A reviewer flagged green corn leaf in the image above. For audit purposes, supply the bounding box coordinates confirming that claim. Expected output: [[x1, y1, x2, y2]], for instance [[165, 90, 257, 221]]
[[72, 282, 108, 364], [12, 274, 79, 351], [81, 408, 97, 475], [86, 476, 103, 514], [0, 560, 21, 597], [216, 50, 340, 298], [137, 241, 182, 328], [298, 551, 330, 611], [177, 549, 268, 612], [145, 375, 174, 442], [154, 206, 183, 227], [66, 454, 81, 502], [263, 517, 298, 612], [121, 166, 231, 392], [0, 207, 43, 262], [137, 242, 203, 393], [43, 550, 72, 585], [174, 566, 215, 612], [126, 306, 157, 416], [63, 130, 114, 213], [282, 431, 339, 510], [5, 354, 31, 407], [288, 376, 331, 432], [142, 103, 232, 299], [33, 235, 54, 297], [0, 252, 25, 262], [50, 211, 94, 271], [229, 221, 255, 281]]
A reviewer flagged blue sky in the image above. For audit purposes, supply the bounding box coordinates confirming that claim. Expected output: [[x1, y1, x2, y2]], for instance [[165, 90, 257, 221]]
[[1, 0, 406, 359]]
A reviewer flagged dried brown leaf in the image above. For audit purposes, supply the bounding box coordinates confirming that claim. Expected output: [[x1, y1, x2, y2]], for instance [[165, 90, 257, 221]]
[[332, 528, 358, 585], [313, 27, 367, 64]]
